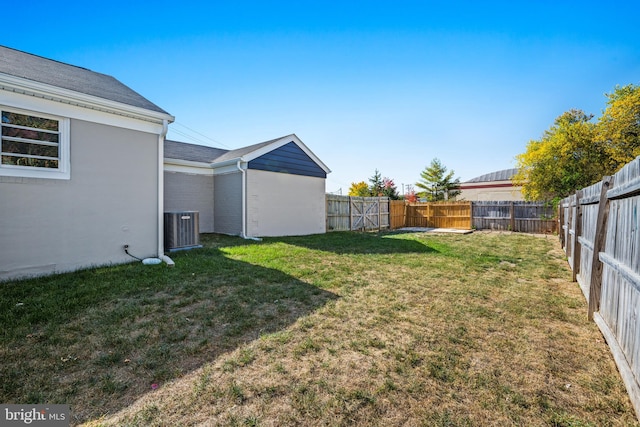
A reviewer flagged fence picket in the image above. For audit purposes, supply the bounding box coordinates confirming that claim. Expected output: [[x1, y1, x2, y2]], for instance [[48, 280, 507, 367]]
[[559, 155, 640, 420]]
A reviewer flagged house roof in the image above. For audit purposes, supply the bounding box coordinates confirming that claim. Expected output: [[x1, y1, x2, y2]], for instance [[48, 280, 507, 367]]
[[465, 168, 518, 183], [0, 45, 169, 115], [211, 136, 284, 164], [211, 134, 330, 174], [164, 139, 229, 163], [164, 134, 331, 174]]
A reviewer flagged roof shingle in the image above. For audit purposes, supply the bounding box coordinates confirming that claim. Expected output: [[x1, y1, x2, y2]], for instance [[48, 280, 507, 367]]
[[0, 45, 169, 114]]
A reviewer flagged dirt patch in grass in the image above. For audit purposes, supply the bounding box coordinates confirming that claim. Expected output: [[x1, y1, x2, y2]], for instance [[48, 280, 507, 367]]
[[2, 232, 637, 426]]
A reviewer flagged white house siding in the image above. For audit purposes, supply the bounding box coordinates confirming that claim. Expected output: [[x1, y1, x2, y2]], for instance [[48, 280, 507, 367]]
[[246, 169, 326, 237], [214, 172, 242, 235], [0, 119, 158, 280], [459, 183, 524, 201], [164, 171, 214, 233]]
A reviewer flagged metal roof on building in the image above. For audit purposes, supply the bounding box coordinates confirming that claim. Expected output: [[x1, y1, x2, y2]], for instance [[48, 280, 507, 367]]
[[465, 168, 518, 183]]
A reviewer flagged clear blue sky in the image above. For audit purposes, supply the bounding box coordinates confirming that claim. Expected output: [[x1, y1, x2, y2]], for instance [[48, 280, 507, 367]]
[[4, 1, 639, 193]]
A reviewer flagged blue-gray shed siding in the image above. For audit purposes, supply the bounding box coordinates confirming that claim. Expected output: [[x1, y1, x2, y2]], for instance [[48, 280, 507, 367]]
[[248, 142, 326, 178]]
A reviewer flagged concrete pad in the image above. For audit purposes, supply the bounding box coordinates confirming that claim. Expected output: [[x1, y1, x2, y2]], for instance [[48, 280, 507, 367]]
[[397, 227, 474, 234]]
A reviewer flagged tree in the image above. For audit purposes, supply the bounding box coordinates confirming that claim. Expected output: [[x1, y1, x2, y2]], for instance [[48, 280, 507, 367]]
[[513, 109, 606, 201], [368, 169, 384, 196], [597, 84, 640, 170], [348, 181, 370, 197], [404, 184, 418, 203], [415, 158, 461, 201], [350, 170, 401, 198], [381, 177, 400, 200]]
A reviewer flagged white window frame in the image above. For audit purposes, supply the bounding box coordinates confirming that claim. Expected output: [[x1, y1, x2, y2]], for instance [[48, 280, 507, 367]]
[[0, 106, 70, 180]]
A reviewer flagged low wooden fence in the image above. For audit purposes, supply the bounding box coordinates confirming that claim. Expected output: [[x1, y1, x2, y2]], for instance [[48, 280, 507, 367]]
[[560, 155, 640, 419], [472, 201, 557, 233]]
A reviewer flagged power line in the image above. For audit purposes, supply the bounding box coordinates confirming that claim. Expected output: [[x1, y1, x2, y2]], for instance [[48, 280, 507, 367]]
[[170, 122, 232, 149], [168, 128, 214, 146]]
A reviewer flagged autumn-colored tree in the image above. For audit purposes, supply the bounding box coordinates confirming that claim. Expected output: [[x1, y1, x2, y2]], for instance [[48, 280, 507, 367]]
[[350, 171, 401, 199], [513, 109, 606, 201], [381, 177, 400, 200], [348, 181, 370, 196], [415, 158, 461, 201], [404, 184, 418, 203], [597, 84, 640, 170]]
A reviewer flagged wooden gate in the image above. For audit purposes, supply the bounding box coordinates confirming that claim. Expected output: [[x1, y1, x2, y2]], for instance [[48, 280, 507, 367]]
[[326, 195, 389, 231], [350, 197, 389, 231]]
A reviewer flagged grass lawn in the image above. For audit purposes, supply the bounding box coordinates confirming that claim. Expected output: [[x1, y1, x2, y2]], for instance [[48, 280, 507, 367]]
[[1, 231, 637, 426]]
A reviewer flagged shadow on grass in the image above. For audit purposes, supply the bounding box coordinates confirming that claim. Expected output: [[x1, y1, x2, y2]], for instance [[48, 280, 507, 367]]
[[0, 244, 337, 425], [266, 230, 438, 255]]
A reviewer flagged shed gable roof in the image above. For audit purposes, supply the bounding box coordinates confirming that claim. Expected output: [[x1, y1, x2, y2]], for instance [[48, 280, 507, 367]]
[[249, 141, 327, 178], [0, 45, 171, 117]]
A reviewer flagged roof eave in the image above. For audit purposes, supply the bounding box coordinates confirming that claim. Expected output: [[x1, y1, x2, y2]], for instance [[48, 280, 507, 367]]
[[164, 158, 213, 168], [217, 134, 331, 174], [0, 73, 175, 125], [246, 134, 331, 173], [211, 157, 245, 168]]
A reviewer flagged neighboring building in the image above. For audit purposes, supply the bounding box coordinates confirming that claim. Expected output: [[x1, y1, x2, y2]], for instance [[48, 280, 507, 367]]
[[0, 46, 174, 281], [164, 134, 331, 237], [459, 168, 524, 201]]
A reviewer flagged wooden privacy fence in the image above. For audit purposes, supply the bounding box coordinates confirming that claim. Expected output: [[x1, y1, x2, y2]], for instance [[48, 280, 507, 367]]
[[560, 155, 640, 419], [326, 195, 390, 231], [404, 201, 472, 229], [473, 201, 557, 233], [328, 197, 557, 233]]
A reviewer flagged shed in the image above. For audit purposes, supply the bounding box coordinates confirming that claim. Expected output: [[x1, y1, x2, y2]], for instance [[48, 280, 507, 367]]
[[459, 168, 524, 201], [163, 134, 330, 237], [0, 46, 174, 281]]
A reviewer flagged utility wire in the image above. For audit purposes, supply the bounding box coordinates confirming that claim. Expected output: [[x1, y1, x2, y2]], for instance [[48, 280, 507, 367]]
[[168, 128, 216, 147], [171, 122, 233, 149]]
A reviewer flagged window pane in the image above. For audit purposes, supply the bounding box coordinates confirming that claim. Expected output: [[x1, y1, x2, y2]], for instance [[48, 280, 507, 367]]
[[2, 155, 59, 168], [2, 140, 58, 158], [2, 111, 58, 131], [2, 126, 59, 143]]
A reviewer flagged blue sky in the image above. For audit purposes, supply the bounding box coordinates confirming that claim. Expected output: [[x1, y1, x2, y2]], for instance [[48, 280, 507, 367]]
[[4, 1, 639, 193]]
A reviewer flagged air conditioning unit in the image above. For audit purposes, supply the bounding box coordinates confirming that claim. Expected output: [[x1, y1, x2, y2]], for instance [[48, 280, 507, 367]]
[[164, 211, 202, 252]]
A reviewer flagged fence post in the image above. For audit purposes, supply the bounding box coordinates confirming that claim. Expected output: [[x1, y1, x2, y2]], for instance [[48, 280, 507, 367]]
[[403, 201, 408, 228], [349, 196, 353, 231], [572, 190, 583, 283], [588, 176, 613, 321], [509, 202, 515, 231], [558, 201, 564, 246], [567, 196, 575, 261]]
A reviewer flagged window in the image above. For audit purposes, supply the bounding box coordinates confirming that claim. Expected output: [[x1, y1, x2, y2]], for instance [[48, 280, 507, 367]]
[[0, 108, 70, 179]]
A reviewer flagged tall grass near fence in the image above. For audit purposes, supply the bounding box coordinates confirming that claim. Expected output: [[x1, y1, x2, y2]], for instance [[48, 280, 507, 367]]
[[560, 155, 640, 420]]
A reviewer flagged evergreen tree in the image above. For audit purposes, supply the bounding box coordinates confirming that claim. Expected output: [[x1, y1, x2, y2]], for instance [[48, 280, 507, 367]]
[[415, 159, 461, 201], [368, 169, 384, 196]]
